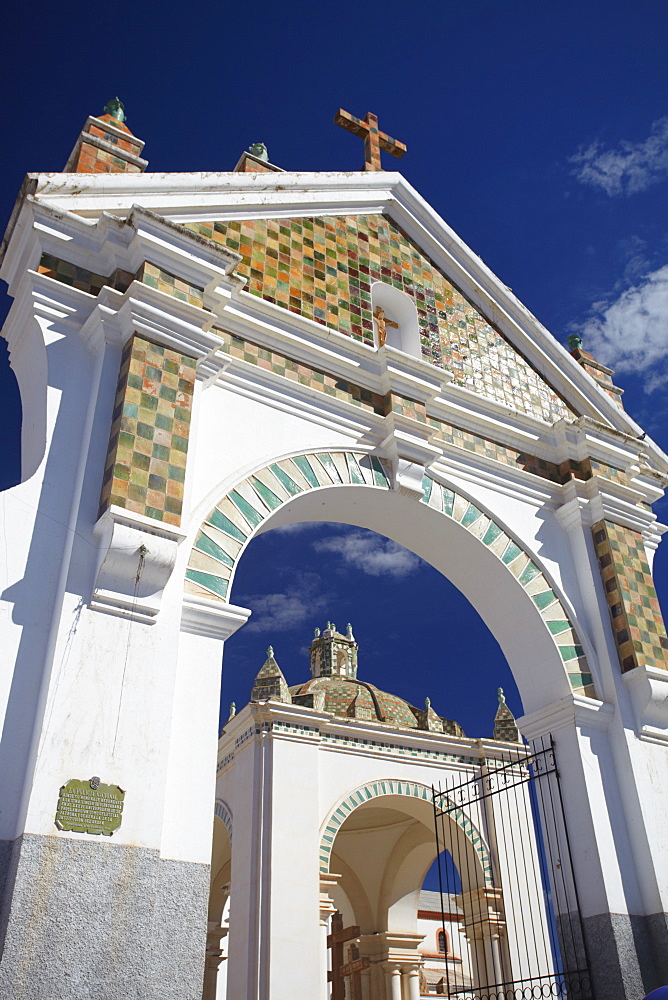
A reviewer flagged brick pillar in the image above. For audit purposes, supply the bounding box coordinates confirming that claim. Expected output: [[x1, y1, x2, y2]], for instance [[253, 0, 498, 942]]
[[64, 101, 147, 174]]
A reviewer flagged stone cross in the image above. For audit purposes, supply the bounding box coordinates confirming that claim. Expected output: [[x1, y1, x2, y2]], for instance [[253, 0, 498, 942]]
[[373, 306, 399, 347], [334, 109, 407, 171], [327, 911, 361, 1000]]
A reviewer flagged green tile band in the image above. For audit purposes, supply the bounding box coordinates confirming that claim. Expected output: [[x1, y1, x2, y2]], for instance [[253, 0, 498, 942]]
[[185, 459, 595, 699]]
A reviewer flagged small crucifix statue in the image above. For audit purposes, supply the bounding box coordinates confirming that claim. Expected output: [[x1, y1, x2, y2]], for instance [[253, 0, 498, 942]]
[[334, 109, 407, 171], [327, 912, 361, 1000], [373, 305, 398, 347]]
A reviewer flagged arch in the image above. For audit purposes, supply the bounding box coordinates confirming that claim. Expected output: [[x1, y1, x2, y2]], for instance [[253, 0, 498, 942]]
[[318, 779, 493, 887], [214, 798, 233, 842], [184, 450, 595, 699]]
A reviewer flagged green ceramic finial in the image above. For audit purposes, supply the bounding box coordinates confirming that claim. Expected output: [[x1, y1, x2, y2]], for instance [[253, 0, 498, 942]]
[[104, 97, 125, 123], [498, 687, 506, 704], [567, 334, 583, 352], [248, 142, 269, 162]]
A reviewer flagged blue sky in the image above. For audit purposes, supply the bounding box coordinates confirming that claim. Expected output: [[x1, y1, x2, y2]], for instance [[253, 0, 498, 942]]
[[1, 0, 667, 737]]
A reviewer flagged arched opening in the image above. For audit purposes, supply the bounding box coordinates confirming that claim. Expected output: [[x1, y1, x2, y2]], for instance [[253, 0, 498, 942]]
[[204, 812, 232, 1000], [371, 281, 421, 356], [200, 453, 591, 1000], [188, 454, 594, 718], [219, 520, 519, 737], [323, 792, 480, 998]]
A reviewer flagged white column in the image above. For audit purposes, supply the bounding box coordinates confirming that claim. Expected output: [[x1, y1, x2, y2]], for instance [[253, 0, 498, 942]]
[[403, 966, 421, 1000], [385, 965, 402, 1000]]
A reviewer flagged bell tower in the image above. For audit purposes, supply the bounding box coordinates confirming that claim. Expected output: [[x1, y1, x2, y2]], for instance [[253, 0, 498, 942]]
[[309, 622, 358, 679]]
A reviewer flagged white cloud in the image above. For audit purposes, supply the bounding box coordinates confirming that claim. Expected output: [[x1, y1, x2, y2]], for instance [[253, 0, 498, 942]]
[[270, 521, 340, 535], [312, 530, 421, 578], [570, 118, 668, 197], [241, 572, 328, 633], [580, 264, 668, 391]]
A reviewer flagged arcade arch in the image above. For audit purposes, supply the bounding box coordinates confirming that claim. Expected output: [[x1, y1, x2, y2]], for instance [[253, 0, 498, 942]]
[[185, 450, 597, 713]]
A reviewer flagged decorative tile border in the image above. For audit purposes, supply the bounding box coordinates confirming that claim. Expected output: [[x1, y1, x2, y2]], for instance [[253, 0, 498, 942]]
[[99, 334, 196, 526], [186, 453, 595, 698], [184, 214, 575, 424], [321, 732, 478, 767], [592, 519, 668, 673], [420, 476, 594, 697], [214, 799, 233, 842], [185, 451, 390, 601], [215, 329, 386, 415], [318, 779, 493, 885]]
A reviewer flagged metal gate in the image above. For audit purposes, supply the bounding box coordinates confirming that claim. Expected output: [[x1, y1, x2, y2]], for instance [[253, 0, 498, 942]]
[[432, 737, 593, 1000]]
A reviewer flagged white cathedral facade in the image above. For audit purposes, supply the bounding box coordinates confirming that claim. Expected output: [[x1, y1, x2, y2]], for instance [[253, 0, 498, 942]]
[[0, 100, 667, 1000]]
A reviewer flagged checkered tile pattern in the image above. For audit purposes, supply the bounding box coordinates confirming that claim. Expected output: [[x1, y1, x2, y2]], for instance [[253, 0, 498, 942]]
[[99, 334, 196, 526], [216, 329, 386, 414], [38, 253, 204, 311], [72, 114, 146, 174], [184, 214, 575, 424], [493, 702, 519, 743], [138, 261, 204, 307], [38, 253, 108, 296], [592, 519, 668, 673]]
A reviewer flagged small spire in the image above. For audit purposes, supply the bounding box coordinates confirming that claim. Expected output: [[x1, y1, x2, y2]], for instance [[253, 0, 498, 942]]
[[228, 702, 236, 720], [425, 696, 431, 711], [314, 627, 321, 638], [103, 97, 126, 123], [248, 142, 269, 162], [251, 646, 291, 704], [346, 623, 354, 638], [493, 687, 519, 743]]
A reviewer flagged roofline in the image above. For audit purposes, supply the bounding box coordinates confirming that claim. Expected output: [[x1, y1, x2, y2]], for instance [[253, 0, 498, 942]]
[[6, 168, 666, 467]]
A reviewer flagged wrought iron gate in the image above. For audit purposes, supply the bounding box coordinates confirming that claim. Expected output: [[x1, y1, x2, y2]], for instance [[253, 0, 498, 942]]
[[432, 737, 593, 1000]]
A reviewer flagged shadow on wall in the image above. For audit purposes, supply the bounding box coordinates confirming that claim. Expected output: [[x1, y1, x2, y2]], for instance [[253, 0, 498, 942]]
[[0, 340, 21, 492]]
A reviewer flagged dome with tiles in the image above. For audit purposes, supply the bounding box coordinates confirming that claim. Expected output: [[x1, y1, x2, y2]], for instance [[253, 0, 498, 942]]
[[251, 622, 464, 737]]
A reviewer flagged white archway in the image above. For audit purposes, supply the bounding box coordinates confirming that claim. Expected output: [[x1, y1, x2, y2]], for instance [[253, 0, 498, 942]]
[[184, 450, 596, 712]]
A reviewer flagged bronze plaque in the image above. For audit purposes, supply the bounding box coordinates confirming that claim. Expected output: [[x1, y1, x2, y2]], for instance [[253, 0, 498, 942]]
[[55, 777, 125, 836]]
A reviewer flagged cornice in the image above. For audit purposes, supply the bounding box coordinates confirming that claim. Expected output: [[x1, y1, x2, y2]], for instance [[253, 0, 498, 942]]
[[21, 168, 664, 455], [3, 176, 666, 496]]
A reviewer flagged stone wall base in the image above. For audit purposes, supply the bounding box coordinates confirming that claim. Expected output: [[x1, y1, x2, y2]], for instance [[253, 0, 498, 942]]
[[0, 833, 210, 1000], [583, 911, 668, 1000]]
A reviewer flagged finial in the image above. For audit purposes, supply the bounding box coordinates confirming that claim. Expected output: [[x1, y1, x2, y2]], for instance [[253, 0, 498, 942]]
[[267, 645, 274, 658], [567, 334, 583, 352], [248, 142, 269, 162], [497, 687, 506, 704], [331, 622, 336, 633], [228, 702, 236, 720], [103, 97, 125, 123], [346, 623, 353, 638], [425, 696, 431, 711], [314, 627, 321, 638]]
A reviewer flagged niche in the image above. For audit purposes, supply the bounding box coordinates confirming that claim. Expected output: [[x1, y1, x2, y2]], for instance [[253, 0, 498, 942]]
[[371, 282, 421, 358]]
